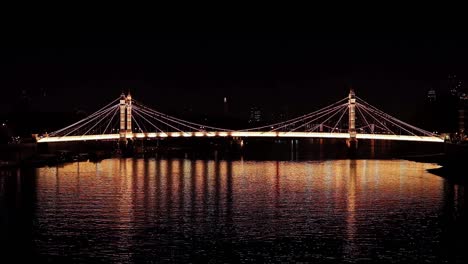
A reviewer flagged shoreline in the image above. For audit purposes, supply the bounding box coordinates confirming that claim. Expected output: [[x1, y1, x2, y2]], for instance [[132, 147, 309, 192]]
[[401, 152, 468, 184]]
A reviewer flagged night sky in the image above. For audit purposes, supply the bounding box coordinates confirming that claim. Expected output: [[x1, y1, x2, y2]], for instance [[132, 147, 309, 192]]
[[1, 27, 467, 122]]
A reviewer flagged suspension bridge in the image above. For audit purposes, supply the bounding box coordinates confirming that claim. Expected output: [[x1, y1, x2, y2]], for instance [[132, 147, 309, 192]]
[[36, 90, 444, 145]]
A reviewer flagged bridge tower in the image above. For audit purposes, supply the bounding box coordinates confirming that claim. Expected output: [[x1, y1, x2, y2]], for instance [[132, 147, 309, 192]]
[[126, 92, 132, 136], [347, 89, 358, 149], [119, 93, 127, 142], [119, 92, 133, 147]]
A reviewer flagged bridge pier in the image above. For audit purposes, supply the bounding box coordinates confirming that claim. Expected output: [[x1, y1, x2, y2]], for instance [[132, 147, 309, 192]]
[[290, 139, 298, 160], [346, 138, 358, 149]]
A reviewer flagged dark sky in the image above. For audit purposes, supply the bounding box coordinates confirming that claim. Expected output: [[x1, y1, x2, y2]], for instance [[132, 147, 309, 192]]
[[1, 27, 467, 120]]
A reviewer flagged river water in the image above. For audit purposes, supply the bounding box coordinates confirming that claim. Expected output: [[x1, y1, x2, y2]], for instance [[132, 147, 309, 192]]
[[1, 157, 466, 263]]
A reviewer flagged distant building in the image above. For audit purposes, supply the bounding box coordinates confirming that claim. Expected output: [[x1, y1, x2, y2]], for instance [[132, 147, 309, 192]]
[[223, 97, 228, 116], [458, 108, 465, 134], [459, 92, 468, 101], [277, 105, 289, 122], [448, 74, 459, 96], [459, 98, 468, 135], [18, 89, 32, 110], [427, 88, 436, 102], [248, 106, 262, 124], [447, 75, 468, 134], [448, 74, 465, 99]]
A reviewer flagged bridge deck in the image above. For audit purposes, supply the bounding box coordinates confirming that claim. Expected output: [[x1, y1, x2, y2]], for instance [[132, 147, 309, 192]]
[[37, 131, 444, 143]]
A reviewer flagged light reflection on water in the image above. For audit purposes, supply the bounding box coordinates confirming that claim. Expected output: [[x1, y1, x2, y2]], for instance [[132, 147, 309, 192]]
[[1, 158, 467, 262]]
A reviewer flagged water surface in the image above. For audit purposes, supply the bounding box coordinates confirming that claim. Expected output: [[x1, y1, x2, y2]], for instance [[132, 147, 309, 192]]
[[1, 158, 466, 263]]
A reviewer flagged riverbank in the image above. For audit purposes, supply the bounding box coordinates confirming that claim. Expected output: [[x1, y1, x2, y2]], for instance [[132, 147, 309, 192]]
[[0, 150, 114, 169], [401, 143, 468, 184], [427, 166, 467, 184], [400, 153, 446, 164]]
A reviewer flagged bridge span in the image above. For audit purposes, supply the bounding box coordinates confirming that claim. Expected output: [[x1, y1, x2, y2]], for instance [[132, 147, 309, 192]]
[[37, 132, 443, 143], [36, 90, 444, 145]]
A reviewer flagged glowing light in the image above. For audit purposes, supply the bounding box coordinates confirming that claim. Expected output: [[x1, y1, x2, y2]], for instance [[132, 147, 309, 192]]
[[37, 134, 120, 143], [37, 132, 444, 143], [169, 132, 181, 137], [356, 134, 444, 142]]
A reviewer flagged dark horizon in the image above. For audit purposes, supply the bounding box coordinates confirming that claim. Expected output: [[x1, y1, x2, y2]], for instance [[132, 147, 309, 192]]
[[1, 29, 467, 122]]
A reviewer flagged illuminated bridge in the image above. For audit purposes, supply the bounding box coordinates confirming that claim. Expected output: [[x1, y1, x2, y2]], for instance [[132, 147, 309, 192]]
[[36, 90, 444, 145]]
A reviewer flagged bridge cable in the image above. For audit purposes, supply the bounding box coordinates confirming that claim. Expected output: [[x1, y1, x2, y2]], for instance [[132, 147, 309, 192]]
[[356, 104, 401, 135], [356, 97, 436, 137], [355, 103, 373, 134], [48, 98, 120, 136], [299, 104, 348, 133], [82, 105, 121, 136], [288, 104, 348, 132], [239, 97, 348, 131], [133, 106, 194, 132], [132, 100, 233, 132], [102, 107, 120, 135], [57, 104, 119, 137], [331, 106, 349, 132], [271, 103, 347, 132], [131, 108, 166, 134]]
